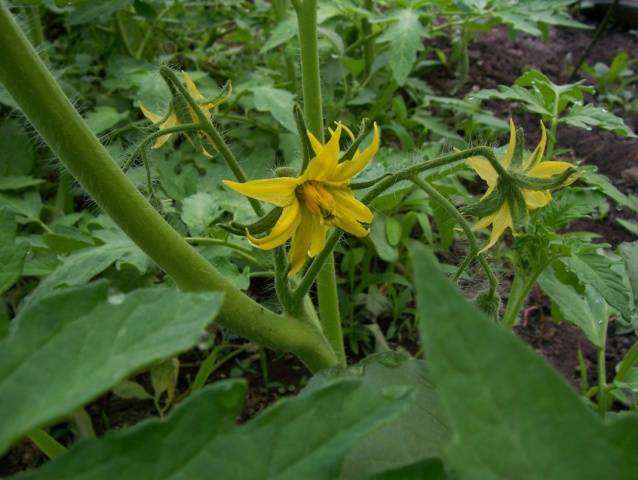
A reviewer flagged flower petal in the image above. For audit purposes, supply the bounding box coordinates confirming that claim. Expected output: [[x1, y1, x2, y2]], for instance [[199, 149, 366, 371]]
[[330, 188, 373, 223], [308, 217, 329, 257], [478, 203, 512, 252], [153, 112, 178, 149], [183, 72, 204, 101], [288, 212, 313, 275], [307, 130, 324, 155], [526, 160, 573, 179], [304, 124, 342, 181], [332, 123, 380, 182], [466, 157, 498, 194], [332, 213, 368, 238], [140, 103, 164, 124], [501, 118, 517, 169], [247, 201, 301, 250], [473, 211, 497, 231], [223, 177, 299, 207], [522, 189, 552, 209], [523, 121, 547, 170]]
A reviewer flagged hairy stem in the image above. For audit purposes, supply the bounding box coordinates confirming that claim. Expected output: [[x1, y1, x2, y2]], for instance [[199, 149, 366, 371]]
[[295, 0, 345, 366], [410, 175, 498, 298], [0, 3, 336, 372]]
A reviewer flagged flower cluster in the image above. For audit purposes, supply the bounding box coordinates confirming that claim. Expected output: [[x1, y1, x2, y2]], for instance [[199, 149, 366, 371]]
[[466, 119, 575, 250]]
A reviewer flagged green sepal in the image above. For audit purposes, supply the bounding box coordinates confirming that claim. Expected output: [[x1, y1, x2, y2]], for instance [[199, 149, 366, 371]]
[[507, 186, 528, 232], [462, 185, 505, 218], [223, 207, 283, 236], [510, 127, 525, 169], [512, 168, 576, 190], [293, 104, 312, 171], [339, 118, 370, 164]]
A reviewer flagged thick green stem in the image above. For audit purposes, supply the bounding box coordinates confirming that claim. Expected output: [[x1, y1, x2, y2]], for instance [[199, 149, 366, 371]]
[[0, 3, 336, 372], [545, 90, 560, 160], [295, 0, 345, 366], [410, 175, 498, 298]]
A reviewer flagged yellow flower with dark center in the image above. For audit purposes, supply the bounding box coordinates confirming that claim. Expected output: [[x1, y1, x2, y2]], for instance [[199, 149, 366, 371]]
[[139, 72, 229, 153], [224, 123, 380, 275], [467, 119, 574, 251]]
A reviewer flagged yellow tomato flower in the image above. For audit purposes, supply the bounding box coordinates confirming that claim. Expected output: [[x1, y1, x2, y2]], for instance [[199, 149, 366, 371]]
[[467, 119, 574, 251], [139, 72, 229, 152], [224, 123, 380, 275]]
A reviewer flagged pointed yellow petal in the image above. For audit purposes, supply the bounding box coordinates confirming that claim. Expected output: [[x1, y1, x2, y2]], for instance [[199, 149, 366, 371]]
[[201, 82, 232, 110], [140, 103, 164, 124], [523, 121, 547, 170], [330, 188, 373, 223], [501, 118, 517, 169], [522, 189, 552, 209], [183, 72, 204, 101], [288, 212, 313, 275], [473, 211, 497, 231], [333, 212, 368, 238], [482, 203, 512, 251], [308, 216, 329, 257], [247, 201, 301, 250], [153, 112, 178, 149], [335, 121, 355, 141], [526, 161, 573, 179], [223, 177, 299, 207], [304, 124, 341, 181], [332, 123, 380, 182], [307, 130, 324, 155], [466, 156, 498, 191]]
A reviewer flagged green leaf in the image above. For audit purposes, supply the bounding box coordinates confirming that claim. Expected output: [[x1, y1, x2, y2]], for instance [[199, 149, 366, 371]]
[[0, 282, 223, 455], [0, 119, 35, 176], [369, 213, 398, 262], [608, 414, 638, 479], [409, 243, 622, 479], [365, 458, 447, 480], [260, 16, 297, 53], [539, 266, 610, 348], [561, 104, 636, 137], [377, 9, 426, 86], [20, 377, 412, 479], [84, 106, 128, 134], [67, 0, 132, 25], [0, 208, 28, 295], [25, 233, 148, 306], [0, 175, 44, 191], [181, 192, 220, 236], [536, 188, 607, 229], [580, 167, 638, 213], [563, 251, 634, 321], [251, 86, 296, 132], [618, 219, 638, 237], [307, 352, 449, 480]]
